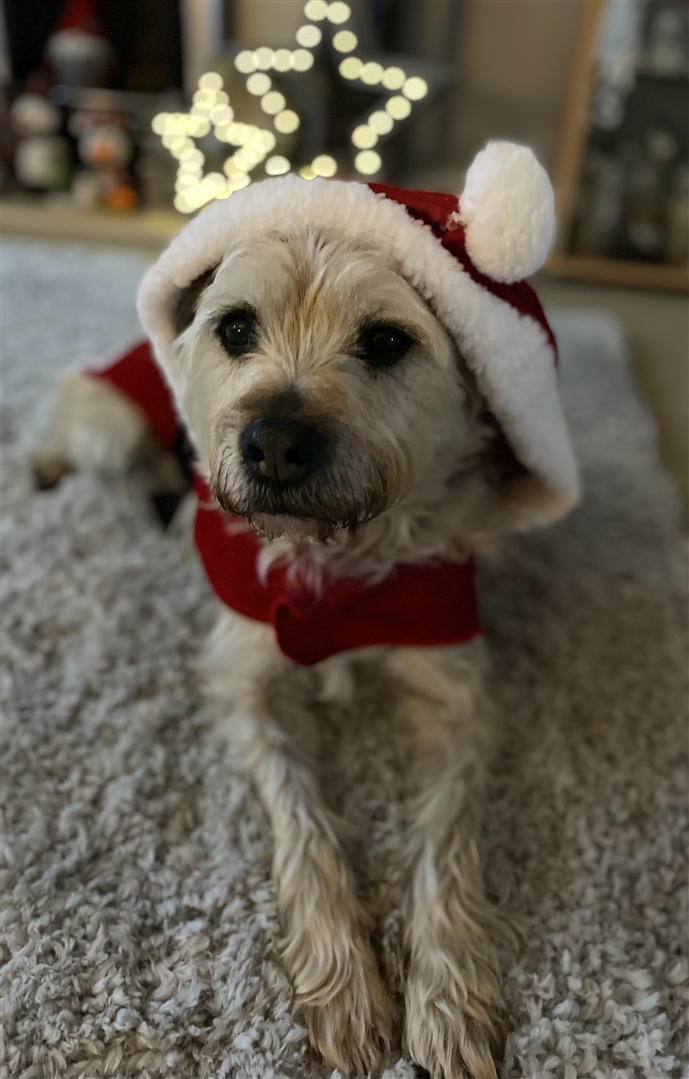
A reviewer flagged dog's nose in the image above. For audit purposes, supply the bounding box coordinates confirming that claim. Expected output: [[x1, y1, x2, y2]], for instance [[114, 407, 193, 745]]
[[240, 417, 327, 487]]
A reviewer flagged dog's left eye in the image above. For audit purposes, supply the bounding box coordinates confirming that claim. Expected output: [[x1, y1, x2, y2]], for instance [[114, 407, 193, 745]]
[[357, 322, 414, 368], [218, 309, 258, 355]]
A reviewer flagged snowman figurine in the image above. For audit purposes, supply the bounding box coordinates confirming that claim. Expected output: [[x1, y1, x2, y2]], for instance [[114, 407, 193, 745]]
[[10, 94, 70, 192], [71, 104, 137, 211]]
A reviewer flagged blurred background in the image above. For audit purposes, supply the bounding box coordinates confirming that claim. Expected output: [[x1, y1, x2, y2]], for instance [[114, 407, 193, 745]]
[[1, 0, 687, 512]]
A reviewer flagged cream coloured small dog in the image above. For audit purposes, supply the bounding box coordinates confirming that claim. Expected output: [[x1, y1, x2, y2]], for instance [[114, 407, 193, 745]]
[[33, 153, 578, 1078]]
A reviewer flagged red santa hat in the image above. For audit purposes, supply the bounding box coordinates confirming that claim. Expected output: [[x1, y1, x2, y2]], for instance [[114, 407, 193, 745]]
[[53, 0, 108, 36], [47, 0, 113, 85], [138, 142, 579, 530]]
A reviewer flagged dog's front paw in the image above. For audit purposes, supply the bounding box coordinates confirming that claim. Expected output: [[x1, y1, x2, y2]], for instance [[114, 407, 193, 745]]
[[32, 369, 152, 487], [404, 965, 506, 1079], [295, 943, 394, 1075], [31, 442, 75, 490]]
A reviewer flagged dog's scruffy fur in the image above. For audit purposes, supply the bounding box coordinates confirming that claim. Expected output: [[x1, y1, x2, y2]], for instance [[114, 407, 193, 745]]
[[34, 226, 541, 1078]]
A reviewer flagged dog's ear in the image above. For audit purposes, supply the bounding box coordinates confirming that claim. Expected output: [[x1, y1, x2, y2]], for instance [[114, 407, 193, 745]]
[[171, 264, 219, 336], [456, 354, 527, 488], [480, 414, 529, 488], [478, 409, 570, 531], [456, 354, 555, 532]]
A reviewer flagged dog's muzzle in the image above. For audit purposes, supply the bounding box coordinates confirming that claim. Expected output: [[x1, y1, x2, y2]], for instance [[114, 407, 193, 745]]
[[214, 409, 384, 538], [240, 416, 328, 489]]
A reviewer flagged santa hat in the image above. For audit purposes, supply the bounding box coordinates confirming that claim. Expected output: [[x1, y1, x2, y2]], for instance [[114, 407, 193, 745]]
[[52, 0, 108, 36], [47, 0, 113, 85], [138, 141, 579, 529]]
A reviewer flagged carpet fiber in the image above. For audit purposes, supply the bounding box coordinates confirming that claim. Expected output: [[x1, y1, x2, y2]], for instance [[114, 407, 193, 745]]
[[1, 240, 687, 1079]]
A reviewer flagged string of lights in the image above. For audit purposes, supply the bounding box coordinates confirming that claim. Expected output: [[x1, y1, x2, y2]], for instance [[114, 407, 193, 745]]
[[152, 0, 432, 213]]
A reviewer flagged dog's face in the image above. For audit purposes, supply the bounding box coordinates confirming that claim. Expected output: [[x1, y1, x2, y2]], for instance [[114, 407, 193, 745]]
[[168, 227, 492, 542]]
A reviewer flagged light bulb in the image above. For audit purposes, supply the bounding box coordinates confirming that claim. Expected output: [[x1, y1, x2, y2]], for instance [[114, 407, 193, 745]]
[[339, 57, 362, 79], [291, 49, 314, 72], [311, 153, 337, 177], [261, 92, 286, 115], [402, 76, 428, 101], [211, 105, 234, 126], [360, 62, 383, 85], [304, 0, 328, 20], [246, 73, 272, 96], [265, 155, 291, 176], [326, 2, 351, 24], [206, 172, 226, 191], [274, 110, 300, 133], [198, 72, 223, 91], [255, 130, 277, 152], [386, 96, 411, 120], [273, 48, 292, 72], [169, 136, 190, 157], [354, 150, 381, 175], [332, 30, 357, 52], [254, 47, 275, 70], [296, 25, 322, 47], [235, 51, 257, 74], [351, 125, 377, 149], [381, 66, 405, 91], [189, 117, 211, 137], [369, 111, 393, 136]]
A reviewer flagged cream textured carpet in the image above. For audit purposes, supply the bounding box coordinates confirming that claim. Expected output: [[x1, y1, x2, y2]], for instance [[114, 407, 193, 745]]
[[1, 240, 687, 1079]]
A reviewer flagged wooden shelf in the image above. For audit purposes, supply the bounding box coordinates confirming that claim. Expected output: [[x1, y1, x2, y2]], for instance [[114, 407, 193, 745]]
[[0, 197, 184, 251], [546, 252, 689, 292], [551, 0, 689, 294]]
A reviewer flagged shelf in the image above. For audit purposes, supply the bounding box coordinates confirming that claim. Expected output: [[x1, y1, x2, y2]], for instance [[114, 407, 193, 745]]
[[546, 252, 689, 292], [635, 67, 689, 83], [551, 0, 689, 295], [0, 197, 184, 251]]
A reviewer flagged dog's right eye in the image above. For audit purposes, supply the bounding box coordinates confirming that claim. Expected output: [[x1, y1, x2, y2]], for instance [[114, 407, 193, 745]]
[[218, 309, 258, 355], [357, 322, 415, 369]]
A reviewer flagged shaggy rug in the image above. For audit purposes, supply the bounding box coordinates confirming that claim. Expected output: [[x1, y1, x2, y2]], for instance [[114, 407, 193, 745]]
[[1, 239, 687, 1079]]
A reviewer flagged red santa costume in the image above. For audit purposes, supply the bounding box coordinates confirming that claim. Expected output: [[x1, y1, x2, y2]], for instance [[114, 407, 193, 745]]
[[87, 143, 579, 666]]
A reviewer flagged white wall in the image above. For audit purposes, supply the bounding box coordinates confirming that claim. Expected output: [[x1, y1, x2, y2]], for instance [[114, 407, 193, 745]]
[[232, 0, 304, 48], [448, 0, 581, 170]]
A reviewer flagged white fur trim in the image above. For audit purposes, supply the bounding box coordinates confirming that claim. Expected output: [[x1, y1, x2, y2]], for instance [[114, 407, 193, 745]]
[[137, 172, 578, 528], [459, 141, 555, 283]]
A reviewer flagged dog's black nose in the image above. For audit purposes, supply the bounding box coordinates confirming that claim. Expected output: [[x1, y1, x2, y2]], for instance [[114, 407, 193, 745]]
[[240, 417, 327, 487]]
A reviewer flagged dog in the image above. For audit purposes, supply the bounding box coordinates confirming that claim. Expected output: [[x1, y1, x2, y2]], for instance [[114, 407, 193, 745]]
[[33, 146, 579, 1077]]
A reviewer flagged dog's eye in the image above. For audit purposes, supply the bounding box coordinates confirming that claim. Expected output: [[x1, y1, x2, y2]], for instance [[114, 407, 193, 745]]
[[358, 322, 414, 368], [218, 309, 258, 355]]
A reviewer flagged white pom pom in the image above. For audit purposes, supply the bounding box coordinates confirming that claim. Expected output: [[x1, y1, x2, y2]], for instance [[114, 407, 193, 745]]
[[459, 141, 555, 283]]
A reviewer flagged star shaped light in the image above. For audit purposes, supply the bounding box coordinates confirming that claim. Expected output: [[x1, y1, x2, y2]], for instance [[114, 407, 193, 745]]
[[152, 0, 448, 213]]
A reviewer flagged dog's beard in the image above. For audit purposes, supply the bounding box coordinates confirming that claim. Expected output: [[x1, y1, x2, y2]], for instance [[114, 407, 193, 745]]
[[211, 463, 388, 542], [246, 512, 356, 543]]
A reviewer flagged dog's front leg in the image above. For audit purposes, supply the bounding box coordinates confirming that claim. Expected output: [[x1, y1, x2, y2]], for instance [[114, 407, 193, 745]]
[[207, 610, 393, 1074], [390, 643, 506, 1079], [32, 370, 153, 487]]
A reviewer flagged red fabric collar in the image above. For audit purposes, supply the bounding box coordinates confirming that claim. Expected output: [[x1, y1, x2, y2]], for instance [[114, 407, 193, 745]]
[[90, 342, 481, 665], [192, 474, 480, 665]]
